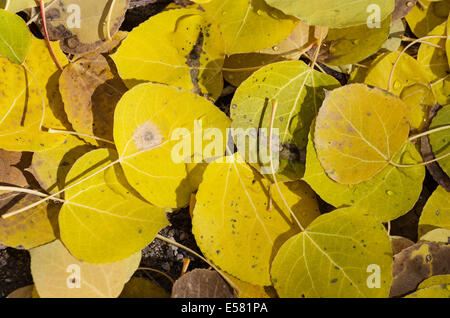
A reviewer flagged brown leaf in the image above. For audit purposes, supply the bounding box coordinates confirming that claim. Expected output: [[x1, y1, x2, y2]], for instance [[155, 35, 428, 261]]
[[59, 54, 128, 146], [390, 242, 450, 297], [171, 269, 236, 298]]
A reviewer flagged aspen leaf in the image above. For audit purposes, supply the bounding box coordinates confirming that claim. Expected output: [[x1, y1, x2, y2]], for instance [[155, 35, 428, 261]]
[[390, 242, 450, 297], [314, 84, 411, 184], [111, 8, 225, 99], [428, 105, 450, 177], [0, 38, 68, 151], [318, 17, 391, 66], [231, 60, 339, 180], [420, 228, 450, 243], [271, 207, 393, 298], [192, 153, 320, 285], [259, 21, 321, 60], [364, 51, 435, 130], [418, 186, 450, 237], [31, 135, 95, 194], [59, 53, 128, 146], [223, 53, 286, 87], [59, 148, 168, 263], [265, 0, 395, 28], [417, 22, 450, 106], [43, 0, 130, 54], [172, 269, 236, 298], [0, 8, 31, 64], [200, 0, 298, 55], [418, 274, 450, 289], [120, 277, 169, 298], [114, 83, 230, 208], [304, 135, 425, 222], [30, 240, 141, 298], [0, 194, 58, 249]]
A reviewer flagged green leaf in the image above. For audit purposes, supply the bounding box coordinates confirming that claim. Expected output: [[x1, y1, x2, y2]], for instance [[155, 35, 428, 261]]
[[0, 8, 31, 63], [265, 0, 395, 28], [230, 60, 339, 180], [271, 207, 393, 298]]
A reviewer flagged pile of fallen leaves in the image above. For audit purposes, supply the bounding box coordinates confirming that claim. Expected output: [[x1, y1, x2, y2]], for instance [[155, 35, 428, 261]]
[[0, 0, 449, 298]]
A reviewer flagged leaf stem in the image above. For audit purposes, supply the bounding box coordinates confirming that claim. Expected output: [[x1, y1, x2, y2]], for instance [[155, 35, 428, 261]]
[[409, 124, 450, 141], [38, 0, 63, 71], [390, 152, 450, 168]]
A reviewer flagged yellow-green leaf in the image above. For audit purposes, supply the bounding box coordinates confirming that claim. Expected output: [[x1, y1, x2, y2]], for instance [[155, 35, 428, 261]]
[[0, 8, 31, 63], [265, 0, 395, 28], [304, 135, 425, 222], [271, 207, 393, 298]]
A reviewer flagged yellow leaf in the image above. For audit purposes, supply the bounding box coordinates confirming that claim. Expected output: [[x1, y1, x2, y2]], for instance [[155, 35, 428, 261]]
[[201, 0, 298, 55], [364, 51, 435, 130], [114, 83, 230, 208], [30, 240, 141, 298], [59, 148, 168, 263], [417, 22, 450, 106], [111, 8, 225, 99], [314, 84, 411, 184], [0, 38, 68, 151]]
